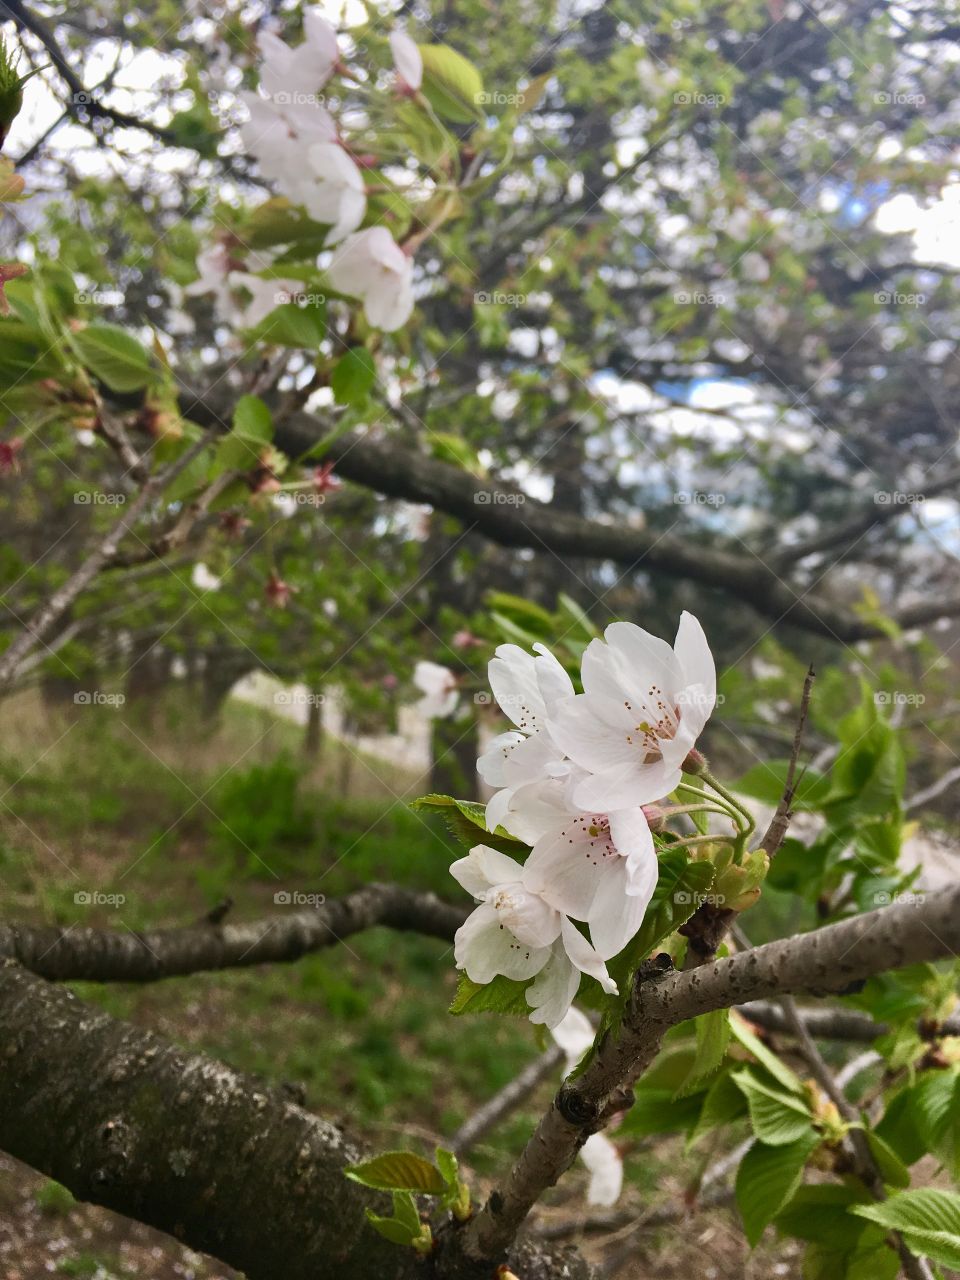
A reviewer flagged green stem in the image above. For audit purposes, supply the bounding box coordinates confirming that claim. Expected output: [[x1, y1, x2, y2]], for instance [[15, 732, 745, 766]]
[[699, 770, 756, 838]]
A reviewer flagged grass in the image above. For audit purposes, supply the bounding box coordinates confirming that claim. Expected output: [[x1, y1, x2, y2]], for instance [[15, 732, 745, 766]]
[[0, 687, 544, 1163]]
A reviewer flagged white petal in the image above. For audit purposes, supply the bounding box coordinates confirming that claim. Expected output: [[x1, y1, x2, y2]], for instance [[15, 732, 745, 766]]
[[390, 30, 423, 90], [675, 611, 715, 697], [560, 917, 617, 994], [493, 885, 561, 949], [477, 731, 526, 789], [364, 272, 414, 331], [449, 844, 525, 898], [607, 807, 655, 860], [455, 903, 551, 983], [489, 645, 545, 732], [550, 1006, 595, 1066], [524, 816, 621, 921], [303, 8, 340, 66], [548, 696, 637, 774], [581, 1133, 623, 1207], [587, 859, 649, 960], [532, 642, 575, 710], [572, 756, 681, 812], [526, 942, 581, 1028], [602, 620, 681, 704], [493, 775, 572, 844]]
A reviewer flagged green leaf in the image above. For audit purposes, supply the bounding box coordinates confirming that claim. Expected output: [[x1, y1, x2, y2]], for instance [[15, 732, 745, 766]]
[[731, 1069, 816, 1145], [249, 300, 326, 348], [72, 323, 158, 392], [729, 1010, 805, 1094], [331, 347, 376, 406], [852, 1189, 960, 1268], [617, 1086, 707, 1137], [774, 1184, 874, 1247], [910, 1066, 960, 1177], [674, 1009, 730, 1098], [233, 394, 273, 442], [735, 1132, 820, 1246], [688, 1070, 749, 1147], [449, 971, 531, 1017], [419, 43, 484, 124], [411, 793, 527, 855], [435, 1146, 459, 1188], [734, 761, 830, 809], [345, 1151, 446, 1194], [364, 1208, 419, 1246], [874, 1085, 928, 1167], [865, 1129, 911, 1189]]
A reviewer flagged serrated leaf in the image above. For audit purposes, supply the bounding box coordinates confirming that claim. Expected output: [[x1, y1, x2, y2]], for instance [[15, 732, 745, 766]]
[[687, 1070, 749, 1147], [72, 323, 159, 392], [449, 970, 532, 1017], [851, 1189, 960, 1269], [411, 793, 526, 855], [435, 1147, 458, 1188], [735, 1132, 820, 1246], [233, 395, 272, 442], [345, 1151, 445, 1194], [774, 1183, 874, 1247], [910, 1066, 960, 1177], [865, 1128, 911, 1189], [250, 300, 325, 348], [731, 1069, 816, 1145], [364, 1208, 419, 1245]]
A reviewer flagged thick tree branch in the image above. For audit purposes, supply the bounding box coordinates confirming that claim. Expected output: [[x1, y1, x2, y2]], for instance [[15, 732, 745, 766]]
[[458, 884, 960, 1265], [0, 963, 592, 1280], [0, 884, 466, 981]]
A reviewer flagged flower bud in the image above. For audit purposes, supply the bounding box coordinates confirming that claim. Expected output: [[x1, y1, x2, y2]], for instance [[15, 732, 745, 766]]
[[682, 747, 707, 774]]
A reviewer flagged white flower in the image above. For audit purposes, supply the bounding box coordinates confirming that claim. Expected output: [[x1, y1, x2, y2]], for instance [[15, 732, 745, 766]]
[[551, 1005, 594, 1069], [549, 612, 715, 812], [476, 642, 574, 840], [190, 562, 221, 591], [413, 660, 458, 719], [580, 1133, 624, 1206], [325, 227, 414, 331], [184, 243, 234, 314], [258, 12, 339, 102], [523, 804, 658, 959], [299, 143, 366, 244], [228, 272, 304, 329], [451, 845, 617, 1028], [390, 31, 423, 91]]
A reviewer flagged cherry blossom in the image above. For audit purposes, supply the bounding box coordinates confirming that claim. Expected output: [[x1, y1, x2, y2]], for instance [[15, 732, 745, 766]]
[[476, 641, 574, 840], [299, 143, 366, 244], [228, 273, 304, 330], [549, 612, 716, 812], [325, 227, 414, 331], [450, 845, 617, 1027], [257, 11, 339, 103], [413, 660, 459, 719]]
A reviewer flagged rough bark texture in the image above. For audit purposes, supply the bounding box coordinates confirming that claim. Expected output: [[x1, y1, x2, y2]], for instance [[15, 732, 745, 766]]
[[462, 884, 960, 1261], [0, 963, 593, 1280], [0, 884, 466, 981]]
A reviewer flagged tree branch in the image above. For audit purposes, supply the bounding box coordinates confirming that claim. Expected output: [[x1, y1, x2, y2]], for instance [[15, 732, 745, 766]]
[[0, 884, 466, 982], [457, 883, 960, 1265], [0, 962, 593, 1280]]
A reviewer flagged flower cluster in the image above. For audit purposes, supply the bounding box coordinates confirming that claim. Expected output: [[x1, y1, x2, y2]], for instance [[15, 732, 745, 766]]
[[190, 13, 421, 332], [453, 613, 716, 1027]]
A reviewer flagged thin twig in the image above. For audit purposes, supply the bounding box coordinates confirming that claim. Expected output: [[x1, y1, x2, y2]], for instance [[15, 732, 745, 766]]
[[759, 664, 815, 857]]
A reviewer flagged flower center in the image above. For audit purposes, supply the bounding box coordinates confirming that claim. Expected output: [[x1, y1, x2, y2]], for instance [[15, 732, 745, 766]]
[[622, 685, 680, 758]]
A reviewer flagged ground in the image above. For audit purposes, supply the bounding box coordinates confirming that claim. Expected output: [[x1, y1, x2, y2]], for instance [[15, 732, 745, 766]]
[[0, 687, 805, 1278]]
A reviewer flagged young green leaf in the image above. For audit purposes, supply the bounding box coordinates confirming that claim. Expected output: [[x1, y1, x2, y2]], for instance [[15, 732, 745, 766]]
[[345, 1150, 446, 1194], [735, 1132, 820, 1246], [72, 323, 159, 392], [331, 347, 376, 406], [851, 1188, 960, 1269], [731, 1069, 816, 1146]]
